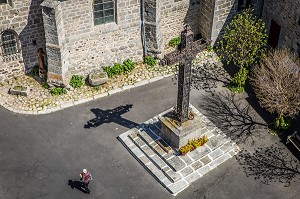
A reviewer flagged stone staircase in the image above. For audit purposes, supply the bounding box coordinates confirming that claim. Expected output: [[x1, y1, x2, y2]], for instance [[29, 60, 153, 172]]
[[118, 106, 240, 195]]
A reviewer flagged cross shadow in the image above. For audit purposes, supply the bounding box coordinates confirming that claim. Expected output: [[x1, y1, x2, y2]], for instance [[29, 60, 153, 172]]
[[236, 145, 300, 186], [84, 104, 138, 129], [200, 91, 268, 145], [67, 180, 88, 194]]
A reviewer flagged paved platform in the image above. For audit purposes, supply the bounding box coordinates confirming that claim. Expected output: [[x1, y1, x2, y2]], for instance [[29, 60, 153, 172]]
[[118, 105, 240, 196]]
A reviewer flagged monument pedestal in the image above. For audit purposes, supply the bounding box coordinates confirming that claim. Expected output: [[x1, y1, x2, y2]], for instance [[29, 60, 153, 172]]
[[158, 110, 205, 149]]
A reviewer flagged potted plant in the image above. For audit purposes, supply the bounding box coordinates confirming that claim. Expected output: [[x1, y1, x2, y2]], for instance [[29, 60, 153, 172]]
[[9, 85, 30, 96], [88, 70, 108, 86]]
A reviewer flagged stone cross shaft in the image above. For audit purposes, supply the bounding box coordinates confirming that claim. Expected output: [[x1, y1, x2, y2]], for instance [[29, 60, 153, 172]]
[[176, 57, 192, 124]]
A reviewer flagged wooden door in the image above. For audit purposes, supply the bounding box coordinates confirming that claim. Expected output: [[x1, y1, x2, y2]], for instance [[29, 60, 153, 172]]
[[268, 20, 281, 48]]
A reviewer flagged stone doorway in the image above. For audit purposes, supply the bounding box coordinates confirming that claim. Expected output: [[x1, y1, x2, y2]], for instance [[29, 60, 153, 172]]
[[268, 19, 281, 48], [37, 48, 47, 79]]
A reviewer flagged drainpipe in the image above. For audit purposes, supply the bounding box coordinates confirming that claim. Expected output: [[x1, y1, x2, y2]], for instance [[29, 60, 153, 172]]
[[260, 0, 265, 18], [141, 0, 147, 60]]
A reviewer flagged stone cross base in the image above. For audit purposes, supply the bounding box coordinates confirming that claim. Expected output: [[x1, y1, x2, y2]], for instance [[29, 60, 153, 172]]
[[158, 109, 205, 149]]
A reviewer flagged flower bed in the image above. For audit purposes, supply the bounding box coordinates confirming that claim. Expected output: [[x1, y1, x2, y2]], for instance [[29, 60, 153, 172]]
[[179, 135, 209, 155]]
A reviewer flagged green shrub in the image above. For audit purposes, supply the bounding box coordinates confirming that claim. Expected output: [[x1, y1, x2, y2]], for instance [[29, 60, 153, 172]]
[[169, 37, 181, 47], [51, 87, 67, 96], [123, 59, 136, 72], [104, 59, 137, 78], [227, 67, 248, 93], [31, 65, 39, 76], [70, 75, 84, 88], [43, 82, 49, 89], [206, 44, 213, 52], [275, 115, 291, 131], [144, 56, 157, 67]]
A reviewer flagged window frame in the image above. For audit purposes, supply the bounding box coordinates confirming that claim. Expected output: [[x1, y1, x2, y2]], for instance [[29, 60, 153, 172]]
[[0, 0, 7, 4], [0, 30, 20, 57], [93, 0, 116, 26]]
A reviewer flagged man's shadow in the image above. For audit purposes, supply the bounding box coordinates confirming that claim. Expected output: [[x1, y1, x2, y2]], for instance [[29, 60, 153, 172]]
[[67, 180, 89, 194]]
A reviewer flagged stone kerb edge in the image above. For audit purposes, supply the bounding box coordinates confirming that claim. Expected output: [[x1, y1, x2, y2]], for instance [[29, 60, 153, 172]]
[[0, 74, 169, 115]]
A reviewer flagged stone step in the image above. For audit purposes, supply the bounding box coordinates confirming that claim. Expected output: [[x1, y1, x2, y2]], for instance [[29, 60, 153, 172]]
[[128, 131, 182, 183], [137, 128, 188, 172], [117, 133, 173, 188]]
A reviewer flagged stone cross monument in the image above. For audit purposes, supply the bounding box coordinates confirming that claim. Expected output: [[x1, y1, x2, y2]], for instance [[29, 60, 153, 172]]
[[159, 24, 203, 149], [180, 24, 194, 52], [176, 56, 192, 124]]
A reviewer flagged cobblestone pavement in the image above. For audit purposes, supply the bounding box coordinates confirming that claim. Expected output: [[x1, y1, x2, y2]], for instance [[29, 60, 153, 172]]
[[118, 105, 240, 196], [0, 50, 224, 115]]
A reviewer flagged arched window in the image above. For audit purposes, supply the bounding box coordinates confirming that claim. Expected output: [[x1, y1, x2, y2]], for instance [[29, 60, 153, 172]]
[[94, 0, 115, 25], [1, 30, 18, 56]]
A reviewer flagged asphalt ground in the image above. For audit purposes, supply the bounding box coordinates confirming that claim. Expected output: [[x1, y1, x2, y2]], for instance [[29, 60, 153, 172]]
[[0, 77, 299, 199]]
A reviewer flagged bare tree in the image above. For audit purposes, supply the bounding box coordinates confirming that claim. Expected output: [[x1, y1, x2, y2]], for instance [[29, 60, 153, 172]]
[[251, 48, 300, 129]]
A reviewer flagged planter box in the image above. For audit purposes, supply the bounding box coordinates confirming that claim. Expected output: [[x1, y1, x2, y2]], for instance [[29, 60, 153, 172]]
[[9, 85, 30, 96], [88, 71, 108, 86]]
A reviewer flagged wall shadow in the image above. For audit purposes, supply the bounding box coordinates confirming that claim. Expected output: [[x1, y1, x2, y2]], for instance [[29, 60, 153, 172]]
[[19, 0, 46, 73], [183, 0, 202, 38], [84, 104, 138, 129]]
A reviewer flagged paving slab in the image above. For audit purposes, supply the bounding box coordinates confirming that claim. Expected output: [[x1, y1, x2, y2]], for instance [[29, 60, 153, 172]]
[[166, 169, 182, 183], [200, 155, 212, 165], [188, 144, 211, 161], [185, 171, 201, 184], [208, 148, 224, 160], [180, 166, 193, 177], [191, 161, 203, 170], [206, 135, 227, 150], [167, 156, 186, 172], [167, 180, 188, 195], [179, 155, 193, 166]]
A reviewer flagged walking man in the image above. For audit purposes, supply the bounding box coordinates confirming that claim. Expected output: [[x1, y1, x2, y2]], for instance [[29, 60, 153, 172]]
[[80, 169, 92, 194]]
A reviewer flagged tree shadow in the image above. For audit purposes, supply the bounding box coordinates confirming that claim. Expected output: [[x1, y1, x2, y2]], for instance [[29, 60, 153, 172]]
[[84, 104, 138, 129], [171, 60, 231, 93], [67, 180, 88, 194], [191, 61, 231, 92], [236, 145, 300, 186], [201, 91, 268, 145]]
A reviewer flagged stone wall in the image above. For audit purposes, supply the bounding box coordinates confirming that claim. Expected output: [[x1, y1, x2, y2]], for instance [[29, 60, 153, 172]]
[[144, 0, 164, 58], [56, 0, 143, 76], [0, 0, 45, 82], [210, 0, 263, 45], [199, 0, 215, 42], [262, 0, 300, 52], [161, 0, 201, 53]]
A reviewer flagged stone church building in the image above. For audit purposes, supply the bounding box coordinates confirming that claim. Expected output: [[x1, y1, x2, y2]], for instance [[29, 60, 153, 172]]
[[2, 0, 296, 86]]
